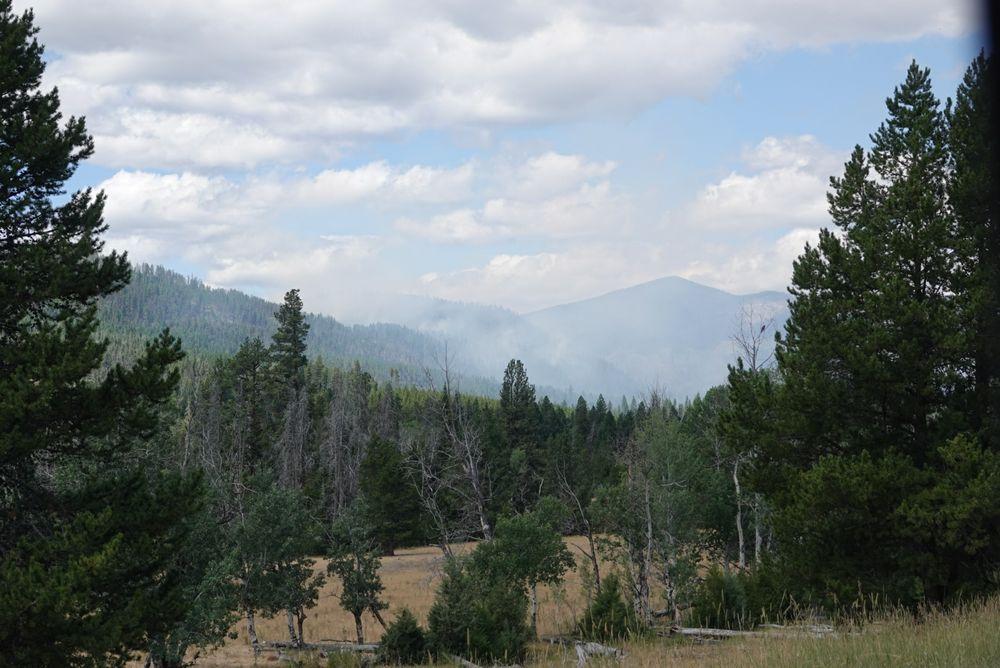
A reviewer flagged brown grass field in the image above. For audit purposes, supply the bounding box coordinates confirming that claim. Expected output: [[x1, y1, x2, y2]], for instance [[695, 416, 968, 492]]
[[191, 537, 1000, 667], [198, 537, 598, 666]]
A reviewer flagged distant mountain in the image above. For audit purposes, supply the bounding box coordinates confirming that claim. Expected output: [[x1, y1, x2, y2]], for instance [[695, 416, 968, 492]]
[[98, 265, 470, 390], [101, 265, 788, 401], [359, 276, 789, 400], [523, 277, 788, 399]]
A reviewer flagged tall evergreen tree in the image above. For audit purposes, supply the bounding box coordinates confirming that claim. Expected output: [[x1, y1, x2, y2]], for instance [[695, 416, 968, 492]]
[[0, 2, 199, 663], [947, 51, 1000, 449], [754, 59, 1000, 606], [271, 288, 309, 388]]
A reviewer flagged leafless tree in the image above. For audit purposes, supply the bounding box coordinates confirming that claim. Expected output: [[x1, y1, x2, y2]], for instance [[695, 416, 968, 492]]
[[277, 387, 310, 489], [729, 302, 777, 567]]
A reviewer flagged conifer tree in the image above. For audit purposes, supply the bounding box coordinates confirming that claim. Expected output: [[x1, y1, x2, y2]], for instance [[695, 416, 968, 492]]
[[947, 51, 999, 449], [0, 2, 199, 662], [271, 288, 309, 388], [753, 58, 1000, 605]]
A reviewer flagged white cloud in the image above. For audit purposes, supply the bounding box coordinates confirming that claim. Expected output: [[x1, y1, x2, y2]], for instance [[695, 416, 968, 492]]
[[23, 0, 974, 169], [687, 135, 843, 230], [503, 151, 617, 200], [393, 152, 625, 243], [205, 235, 383, 291], [419, 243, 667, 311], [680, 228, 822, 294]]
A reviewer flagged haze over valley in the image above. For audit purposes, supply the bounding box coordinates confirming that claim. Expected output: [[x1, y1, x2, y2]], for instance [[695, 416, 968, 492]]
[[105, 265, 786, 400]]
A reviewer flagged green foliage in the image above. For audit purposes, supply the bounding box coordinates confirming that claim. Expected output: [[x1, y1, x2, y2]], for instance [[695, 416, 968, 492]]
[[427, 558, 531, 664], [471, 509, 575, 591], [327, 501, 388, 642], [690, 567, 750, 629], [0, 2, 202, 663], [739, 55, 1000, 609], [688, 565, 793, 630], [360, 437, 424, 554], [234, 482, 324, 621], [271, 288, 309, 388], [145, 496, 242, 667], [377, 608, 429, 665], [577, 573, 644, 641]]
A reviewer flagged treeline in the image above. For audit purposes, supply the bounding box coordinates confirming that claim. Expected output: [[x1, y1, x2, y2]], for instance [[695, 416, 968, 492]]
[[97, 263, 506, 395], [132, 284, 750, 664]]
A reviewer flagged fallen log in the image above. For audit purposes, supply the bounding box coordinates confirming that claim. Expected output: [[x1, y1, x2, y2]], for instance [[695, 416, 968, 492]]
[[447, 654, 481, 668], [665, 625, 838, 640], [445, 654, 523, 668], [264, 640, 378, 652], [539, 636, 624, 665], [575, 641, 624, 666]]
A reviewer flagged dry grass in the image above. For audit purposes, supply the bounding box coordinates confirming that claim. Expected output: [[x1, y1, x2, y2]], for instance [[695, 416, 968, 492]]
[[199, 537, 600, 666], [194, 540, 1000, 667], [530, 595, 1000, 668]]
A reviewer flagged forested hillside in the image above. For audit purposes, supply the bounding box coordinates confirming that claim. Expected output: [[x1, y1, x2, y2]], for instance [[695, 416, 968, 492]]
[[97, 264, 506, 393]]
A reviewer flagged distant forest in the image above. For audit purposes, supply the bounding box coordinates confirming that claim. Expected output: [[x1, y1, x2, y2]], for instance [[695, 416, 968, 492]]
[[97, 263, 507, 396]]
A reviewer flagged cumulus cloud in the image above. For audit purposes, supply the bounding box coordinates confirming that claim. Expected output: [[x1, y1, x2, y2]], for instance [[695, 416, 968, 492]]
[[394, 152, 624, 243], [24, 0, 974, 169], [680, 228, 822, 294], [205, 235, 383, 291], [687, 135, 843, 230]]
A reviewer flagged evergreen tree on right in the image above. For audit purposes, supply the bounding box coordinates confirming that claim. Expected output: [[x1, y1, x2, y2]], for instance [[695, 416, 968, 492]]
[[749, 57, 1000, 607]]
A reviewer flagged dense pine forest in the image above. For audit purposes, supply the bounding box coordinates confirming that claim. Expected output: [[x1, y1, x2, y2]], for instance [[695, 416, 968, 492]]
[[1, 2, 998, 667], [97, 264, 508, 396]]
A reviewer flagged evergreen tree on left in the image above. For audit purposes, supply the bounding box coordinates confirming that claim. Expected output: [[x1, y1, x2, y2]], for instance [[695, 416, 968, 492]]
[[0, 3, 203, 665]]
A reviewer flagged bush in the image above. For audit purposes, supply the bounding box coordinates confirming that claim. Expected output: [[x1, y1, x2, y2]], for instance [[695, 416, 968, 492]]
[[690, 563, 792, 629], [377, 608, 429, 665], [690, 566, 750, 629], [577, 573, 644, 641], [427, 559, 530, 664]]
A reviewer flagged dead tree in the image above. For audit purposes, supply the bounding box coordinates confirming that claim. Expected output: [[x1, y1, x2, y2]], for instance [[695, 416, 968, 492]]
[[729, 302, 777, 567], [557, 469, 601, 596]]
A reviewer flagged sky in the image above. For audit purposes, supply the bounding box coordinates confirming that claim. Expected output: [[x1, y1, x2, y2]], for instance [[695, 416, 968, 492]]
[[23, 0, 988, 317]]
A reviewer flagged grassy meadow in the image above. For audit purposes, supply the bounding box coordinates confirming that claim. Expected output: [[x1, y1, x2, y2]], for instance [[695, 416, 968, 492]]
[[192, 538, 1000, 667]]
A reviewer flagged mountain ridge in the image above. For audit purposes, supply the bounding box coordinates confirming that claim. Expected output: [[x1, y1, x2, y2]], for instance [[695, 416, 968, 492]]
[[100, 264, 788, 400]]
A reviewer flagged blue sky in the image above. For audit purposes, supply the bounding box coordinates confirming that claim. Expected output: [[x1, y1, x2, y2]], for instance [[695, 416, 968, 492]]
[[29, 0, 986, 318]]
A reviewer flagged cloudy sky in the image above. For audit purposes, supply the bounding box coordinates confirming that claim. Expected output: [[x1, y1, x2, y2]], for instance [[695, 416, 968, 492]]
[[26, 0, 985, 316]]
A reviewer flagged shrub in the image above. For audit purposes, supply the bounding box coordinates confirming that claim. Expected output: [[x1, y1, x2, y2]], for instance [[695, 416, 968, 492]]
[[427, 559, 530, 664], [577, 573, 644, 641], [377, 608, 428, 665], [690, 566, 750, 629], [690, 563, 792, 629]]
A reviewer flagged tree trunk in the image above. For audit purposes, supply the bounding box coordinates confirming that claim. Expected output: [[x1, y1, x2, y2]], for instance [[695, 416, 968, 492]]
[[753, 495, 763, 565], [296, 608, 307, 645], [638, 481, 654, 625], [354, 612, 365, 644], [529, 583, 539, 638], [661, 561, 680, 623], [246, 609, 261, 656], [286, 609, 299, 645], [733, 459, 746, 569], [372, 607, 389, 630]]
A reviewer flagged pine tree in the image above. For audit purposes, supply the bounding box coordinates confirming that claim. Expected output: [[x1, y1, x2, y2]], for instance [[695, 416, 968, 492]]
[[271, 288, 309, 388], [947, 51, 999, 449], [359, 437, 424, 555], [757, 59, 999, 606], [0, 3, 198, 662]]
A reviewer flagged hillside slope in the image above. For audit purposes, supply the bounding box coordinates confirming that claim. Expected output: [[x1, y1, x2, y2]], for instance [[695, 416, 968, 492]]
[[98, 265, 450, 387]]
